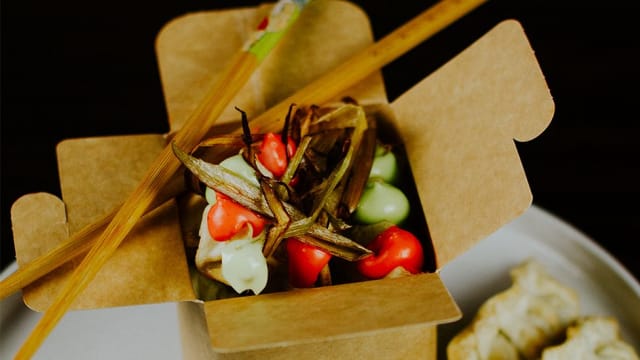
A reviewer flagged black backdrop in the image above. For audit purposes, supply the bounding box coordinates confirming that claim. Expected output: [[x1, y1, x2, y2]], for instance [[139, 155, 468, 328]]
[[2, 1, 639, 282]]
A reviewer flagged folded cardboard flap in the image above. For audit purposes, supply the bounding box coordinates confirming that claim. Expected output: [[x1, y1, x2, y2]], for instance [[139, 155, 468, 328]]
[[178, 300, 439, 360], [12, 135, 196, 310], [204, 273, 459, 352], [390, 19, 554, 269], [155, 0, 387, 134]]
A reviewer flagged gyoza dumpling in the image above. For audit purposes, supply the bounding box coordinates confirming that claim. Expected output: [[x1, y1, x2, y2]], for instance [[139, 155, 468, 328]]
[[447, 315, 519, 360], [447, 259, 580, 360], [485, 260, 581, 358], [541, 316, 639, 360]]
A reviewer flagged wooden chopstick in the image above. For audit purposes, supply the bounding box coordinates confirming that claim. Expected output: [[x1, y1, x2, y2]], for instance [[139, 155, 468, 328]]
[[13, 1, 310, 357], [246, 0, 489, 134]]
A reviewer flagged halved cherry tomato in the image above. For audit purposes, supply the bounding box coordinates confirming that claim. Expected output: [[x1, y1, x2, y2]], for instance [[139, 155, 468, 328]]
[[357, 226, 423, 279], [286, 237, 332, 288], [207, 192, 266, 241], [257, 132, 297, 179]]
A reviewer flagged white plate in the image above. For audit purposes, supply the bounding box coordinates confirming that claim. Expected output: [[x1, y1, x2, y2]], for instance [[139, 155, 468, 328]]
[[437, 205, 640, 358], [0, 264, 183, 359], [2, 205, 639, 359]]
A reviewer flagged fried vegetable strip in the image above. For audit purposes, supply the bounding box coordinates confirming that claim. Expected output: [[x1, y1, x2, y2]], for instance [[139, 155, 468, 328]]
[[172, 142, 371, 260], [260, 179, 291, 258]]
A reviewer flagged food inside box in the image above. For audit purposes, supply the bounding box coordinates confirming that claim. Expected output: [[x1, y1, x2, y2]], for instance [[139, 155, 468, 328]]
[[176, 100, 437, 299]]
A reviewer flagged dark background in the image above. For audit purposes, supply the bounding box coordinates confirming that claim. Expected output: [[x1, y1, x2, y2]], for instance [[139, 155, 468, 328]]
[[2, 0, 639, 284]]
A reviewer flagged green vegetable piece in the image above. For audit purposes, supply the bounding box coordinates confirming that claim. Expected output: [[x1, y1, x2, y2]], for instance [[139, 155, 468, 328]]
[[369, 145, 398, 183], [353, 179, 410, 225]]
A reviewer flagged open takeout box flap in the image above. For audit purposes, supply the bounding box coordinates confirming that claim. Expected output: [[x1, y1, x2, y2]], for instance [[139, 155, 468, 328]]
[[12, 135, 197, 310], [389, 19, 554, 269], [155, 0, 387, 135], [203, 272, 460, 352], [10, 0, 554, 352]]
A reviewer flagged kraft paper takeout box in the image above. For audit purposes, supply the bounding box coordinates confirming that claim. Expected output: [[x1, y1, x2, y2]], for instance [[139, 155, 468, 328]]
[[10, 1, 554, 358]]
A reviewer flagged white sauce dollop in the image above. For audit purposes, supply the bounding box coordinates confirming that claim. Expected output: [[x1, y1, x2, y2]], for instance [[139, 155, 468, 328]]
[[194, 153, 270, 295]]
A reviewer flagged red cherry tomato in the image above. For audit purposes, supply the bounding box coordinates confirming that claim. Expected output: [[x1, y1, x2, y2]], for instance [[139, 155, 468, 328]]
[[286, 237, 332, 288], [207, 192, 266, 241], [257, 132, 297, 179], [356, 226, 424, 279]]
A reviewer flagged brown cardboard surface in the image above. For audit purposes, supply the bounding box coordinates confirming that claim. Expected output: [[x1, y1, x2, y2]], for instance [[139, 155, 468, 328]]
[[9, 0, 554, 357], [204, 273, 457, 352], [155, 0, 387, 133], [12, 135, 195, 310], [390, 19, 554, 269], [179, 301, 436, 360]]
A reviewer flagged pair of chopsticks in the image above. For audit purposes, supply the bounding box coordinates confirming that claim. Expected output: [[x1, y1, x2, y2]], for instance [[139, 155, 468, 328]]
[[9, 0, 487, 358]]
